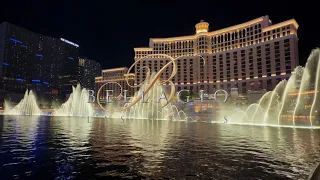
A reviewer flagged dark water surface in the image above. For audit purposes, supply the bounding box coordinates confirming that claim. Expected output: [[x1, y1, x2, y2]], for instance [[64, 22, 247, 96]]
[[0, 116, 319, 180]]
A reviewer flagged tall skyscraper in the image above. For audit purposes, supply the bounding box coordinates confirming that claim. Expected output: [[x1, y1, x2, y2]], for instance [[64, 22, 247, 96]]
[[133, 16, 299, 95], [58, 38, 80, 95], [78, 57, 101, 91], [0, 22, 79, 99]]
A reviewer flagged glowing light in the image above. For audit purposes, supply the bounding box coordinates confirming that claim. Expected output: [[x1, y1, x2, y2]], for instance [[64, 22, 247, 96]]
[[3, 63, 9, 66], [102, 67, 127, 72], [289, 90, 319, 96], [124, 73, 135, 77], [32, 80, 40, 83], [60, 38, 79, 47], [9, 38, 22, 44], [305, 105, 312, 109], [262, 19, 299, 32], [134, 48, 153, 51]]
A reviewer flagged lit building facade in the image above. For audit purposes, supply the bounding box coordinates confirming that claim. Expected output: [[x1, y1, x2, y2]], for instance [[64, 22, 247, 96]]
[[0, 22, 79, 99], [78, 57, 102, 91], [133, 16, 299, 94], [95, 67, 135, 102], [57, 38, 80, 96]]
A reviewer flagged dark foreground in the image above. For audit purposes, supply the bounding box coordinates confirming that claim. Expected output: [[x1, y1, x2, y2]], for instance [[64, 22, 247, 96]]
[[0, 116, 319, 179]]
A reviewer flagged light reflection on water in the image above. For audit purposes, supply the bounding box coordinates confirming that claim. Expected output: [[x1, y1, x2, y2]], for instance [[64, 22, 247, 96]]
[[0, 115, 319, 179]]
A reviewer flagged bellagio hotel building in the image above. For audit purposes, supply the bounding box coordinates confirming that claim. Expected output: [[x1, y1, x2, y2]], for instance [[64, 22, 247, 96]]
[[95, 67, 135, 100], [134, 15, 299, 94]]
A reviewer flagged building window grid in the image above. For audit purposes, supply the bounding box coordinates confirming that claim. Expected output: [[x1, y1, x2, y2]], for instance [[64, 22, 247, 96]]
[[133, 20, 297, 94], [136, 24, 293, 59]]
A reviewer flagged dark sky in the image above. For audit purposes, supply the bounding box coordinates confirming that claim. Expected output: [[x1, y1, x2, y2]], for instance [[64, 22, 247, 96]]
[[0, 0, 319, 69]]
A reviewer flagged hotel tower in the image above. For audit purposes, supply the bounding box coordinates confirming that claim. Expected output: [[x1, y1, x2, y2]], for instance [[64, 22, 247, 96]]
[[133, 15, 299, 94]]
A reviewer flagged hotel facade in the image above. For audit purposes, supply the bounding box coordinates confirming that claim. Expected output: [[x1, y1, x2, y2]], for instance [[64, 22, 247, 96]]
[[133, 15, 299, 95], [95, 67, 135, 101]]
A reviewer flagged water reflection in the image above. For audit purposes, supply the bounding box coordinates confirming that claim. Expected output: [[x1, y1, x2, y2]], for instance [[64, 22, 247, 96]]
[[0, 116, 319, 179], [126, 120, 171, 175]]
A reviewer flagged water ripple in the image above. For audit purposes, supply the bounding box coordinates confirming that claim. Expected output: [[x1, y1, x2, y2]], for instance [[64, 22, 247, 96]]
[[0, 116, 319, 179]]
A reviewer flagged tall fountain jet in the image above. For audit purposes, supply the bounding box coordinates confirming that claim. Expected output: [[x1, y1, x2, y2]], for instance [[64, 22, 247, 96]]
[[52, 84, 94, 117], [124, 77, 170, 120], [4, 90, 41, 115], [121, 73, 188, 121], [229, 48, 320, 128]]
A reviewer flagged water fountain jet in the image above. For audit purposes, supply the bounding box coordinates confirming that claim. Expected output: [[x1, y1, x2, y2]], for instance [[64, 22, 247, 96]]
[[4, 90, 41, 115], [231, 48, 320, 128], [52, 84, 94, 117]]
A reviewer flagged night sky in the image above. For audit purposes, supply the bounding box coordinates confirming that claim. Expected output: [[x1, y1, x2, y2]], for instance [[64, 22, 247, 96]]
[[0, 0, 319, 69]]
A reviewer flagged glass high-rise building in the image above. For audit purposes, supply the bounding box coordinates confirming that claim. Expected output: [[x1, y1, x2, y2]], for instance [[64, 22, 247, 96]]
[[78, 57, 101, 91], [133, 16, 299, 95], [58, 38, 80, 96], [0, 22, 79, 99]]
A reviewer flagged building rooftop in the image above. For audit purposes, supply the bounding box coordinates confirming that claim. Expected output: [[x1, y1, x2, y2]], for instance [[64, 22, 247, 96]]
[[101, 67, 128, 73], [147, 16, 298, 43]]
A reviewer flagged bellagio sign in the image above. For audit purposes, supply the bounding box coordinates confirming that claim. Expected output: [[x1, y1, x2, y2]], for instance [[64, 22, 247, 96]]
[[87, 54, 234, 112]]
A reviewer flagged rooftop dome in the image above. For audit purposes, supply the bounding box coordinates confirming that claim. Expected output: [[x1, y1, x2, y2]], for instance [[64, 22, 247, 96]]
[[195, 20, 209, 34]]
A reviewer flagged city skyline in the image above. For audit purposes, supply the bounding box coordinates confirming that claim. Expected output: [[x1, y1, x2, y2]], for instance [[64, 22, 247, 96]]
[[0, 0, 319, 70]]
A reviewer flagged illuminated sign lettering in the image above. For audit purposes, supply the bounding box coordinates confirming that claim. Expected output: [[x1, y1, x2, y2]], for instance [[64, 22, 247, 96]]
[[60, 38, 79, 48]]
